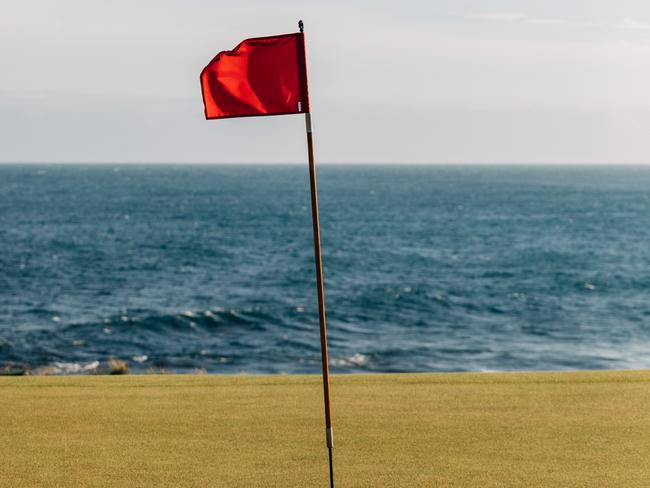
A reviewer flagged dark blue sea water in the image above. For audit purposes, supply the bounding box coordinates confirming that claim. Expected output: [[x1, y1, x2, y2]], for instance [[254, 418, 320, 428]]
[[1, 164, 650, 374]]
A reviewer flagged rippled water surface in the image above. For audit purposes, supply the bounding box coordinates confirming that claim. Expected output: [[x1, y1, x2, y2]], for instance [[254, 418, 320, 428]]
[[2, 164, 650, 374]]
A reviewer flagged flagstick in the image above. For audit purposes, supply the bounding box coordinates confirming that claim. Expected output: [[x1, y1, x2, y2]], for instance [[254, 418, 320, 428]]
[[304, 109, 334, 488]]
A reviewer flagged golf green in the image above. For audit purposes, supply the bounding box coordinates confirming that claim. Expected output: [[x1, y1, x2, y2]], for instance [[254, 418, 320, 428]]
[[1, 370, 649, 487]]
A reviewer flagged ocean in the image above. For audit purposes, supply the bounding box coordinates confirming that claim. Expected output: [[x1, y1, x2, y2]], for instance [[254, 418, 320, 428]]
[[1, 164, 650, 374]]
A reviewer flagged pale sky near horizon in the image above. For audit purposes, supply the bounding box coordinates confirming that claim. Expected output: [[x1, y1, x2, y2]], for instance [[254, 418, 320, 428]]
[[1, 0, 650, 164]]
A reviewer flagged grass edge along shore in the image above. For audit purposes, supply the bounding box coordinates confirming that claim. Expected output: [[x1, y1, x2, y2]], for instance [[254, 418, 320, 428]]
[[1, 370, 649, 487]]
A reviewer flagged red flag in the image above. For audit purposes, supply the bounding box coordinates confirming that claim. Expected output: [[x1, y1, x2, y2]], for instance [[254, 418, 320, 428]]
[[200, 32, 310, 120]]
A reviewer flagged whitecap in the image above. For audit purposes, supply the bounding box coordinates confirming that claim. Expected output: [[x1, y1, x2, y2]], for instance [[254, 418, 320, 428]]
[[331, 353, 369, 367], [83, 361, 100, 371], [347, 353, 369, 366], [51, 361, 99, 374], [53, 362, 82, 373]]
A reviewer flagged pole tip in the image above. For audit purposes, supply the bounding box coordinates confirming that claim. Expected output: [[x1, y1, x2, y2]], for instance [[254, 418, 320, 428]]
[[298, 20, 304, 32]]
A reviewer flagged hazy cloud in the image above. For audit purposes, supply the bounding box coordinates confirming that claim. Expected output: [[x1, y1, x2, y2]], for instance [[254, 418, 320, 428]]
[[467, 10, 650, 31], [618, 18, 650, 30], [526, 18, 569, 26], [467, 12, 527, 22]]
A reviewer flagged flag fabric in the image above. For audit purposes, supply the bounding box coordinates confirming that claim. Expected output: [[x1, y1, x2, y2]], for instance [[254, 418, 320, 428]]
[[200, 32, 310, 120]]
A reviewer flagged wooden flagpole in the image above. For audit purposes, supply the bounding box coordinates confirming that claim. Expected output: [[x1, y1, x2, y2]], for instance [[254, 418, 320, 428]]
[[299, 20, 334, 488]]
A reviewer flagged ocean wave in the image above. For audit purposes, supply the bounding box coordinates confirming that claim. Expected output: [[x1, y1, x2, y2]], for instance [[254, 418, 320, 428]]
[[1, 307, 304, 374], [61, 307, 274, 335]]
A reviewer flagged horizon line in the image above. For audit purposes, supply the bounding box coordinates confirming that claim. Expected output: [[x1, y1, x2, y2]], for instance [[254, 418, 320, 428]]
[[2, 161, 650, 166]]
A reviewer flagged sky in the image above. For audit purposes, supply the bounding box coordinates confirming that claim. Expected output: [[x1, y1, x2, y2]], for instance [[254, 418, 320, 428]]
[[1, 0, 650, 164]]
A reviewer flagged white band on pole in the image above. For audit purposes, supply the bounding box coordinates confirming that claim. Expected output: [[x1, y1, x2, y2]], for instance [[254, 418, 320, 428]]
[[305, 112, 312, 133]]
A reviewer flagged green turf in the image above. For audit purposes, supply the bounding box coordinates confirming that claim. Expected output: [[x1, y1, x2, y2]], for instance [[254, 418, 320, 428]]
[[1, 370, 649, 487]]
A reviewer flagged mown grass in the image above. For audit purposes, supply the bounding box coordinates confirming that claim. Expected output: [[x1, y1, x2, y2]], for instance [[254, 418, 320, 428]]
[[1, 370, 649, 487]]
